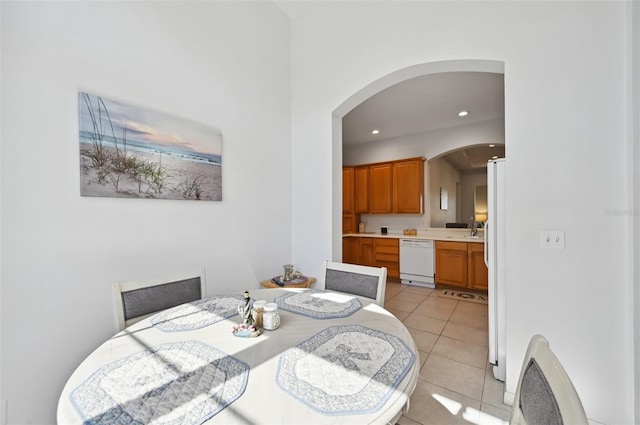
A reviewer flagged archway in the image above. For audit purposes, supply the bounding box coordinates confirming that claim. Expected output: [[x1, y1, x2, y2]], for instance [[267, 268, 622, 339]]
[[331, 59, 505, 259]]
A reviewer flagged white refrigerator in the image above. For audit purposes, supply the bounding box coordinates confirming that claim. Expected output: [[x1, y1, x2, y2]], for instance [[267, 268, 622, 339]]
[[485, 158, 506, 382]]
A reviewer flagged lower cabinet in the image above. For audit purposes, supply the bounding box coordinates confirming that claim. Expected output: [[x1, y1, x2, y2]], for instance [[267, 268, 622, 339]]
[[342, 237, 399, 279], [435, 241, 488, 290]]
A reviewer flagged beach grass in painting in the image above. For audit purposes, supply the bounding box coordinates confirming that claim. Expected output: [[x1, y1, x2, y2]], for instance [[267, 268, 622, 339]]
[[79, 92, 222, 201]]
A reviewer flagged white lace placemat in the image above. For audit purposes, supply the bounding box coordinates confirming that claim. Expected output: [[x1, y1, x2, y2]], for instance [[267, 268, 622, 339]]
[[274, 290, 362, 319], [276, 325, 415, 415], [152, 295, 245, 332], [70, 341, 249, 425]]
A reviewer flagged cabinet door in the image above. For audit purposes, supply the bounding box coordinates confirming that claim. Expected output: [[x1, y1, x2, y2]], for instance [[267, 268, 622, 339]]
[[359, 238, 376, 267], [375, 238, 399, 279], [342, 213, 356, 234], [468, 243, 488, 290], [342, 237, 360, 264], [369, 163, 393, 214], [393, 158, 424, 213], [354, 166, 370, 214], [343, 167, 354, 214], [435, 241, 468, 288]]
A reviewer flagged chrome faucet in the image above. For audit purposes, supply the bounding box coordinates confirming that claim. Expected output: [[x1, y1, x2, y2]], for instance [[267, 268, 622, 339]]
[[468, 216, 477, 236]]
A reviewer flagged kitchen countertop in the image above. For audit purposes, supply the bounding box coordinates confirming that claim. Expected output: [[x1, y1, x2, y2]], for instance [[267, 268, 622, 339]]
[[343, 229, 485, 243]]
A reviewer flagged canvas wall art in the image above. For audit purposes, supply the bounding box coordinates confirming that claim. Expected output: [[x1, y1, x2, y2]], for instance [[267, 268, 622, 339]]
[[79, 92, 222, 201]]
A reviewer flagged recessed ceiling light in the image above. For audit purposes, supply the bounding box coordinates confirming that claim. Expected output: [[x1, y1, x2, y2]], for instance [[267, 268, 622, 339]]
[[489, 144, 495, 148], [371, 129, 380, 135], [492, 155, 499, 159], [458, 111, 469, 117]]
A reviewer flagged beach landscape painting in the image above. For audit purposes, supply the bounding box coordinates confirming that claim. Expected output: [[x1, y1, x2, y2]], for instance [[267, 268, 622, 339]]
[[79, 92, 222, 201]]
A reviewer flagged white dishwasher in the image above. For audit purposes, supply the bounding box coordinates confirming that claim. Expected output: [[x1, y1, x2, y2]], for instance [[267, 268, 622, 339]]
[[399, 239, 435, 288]]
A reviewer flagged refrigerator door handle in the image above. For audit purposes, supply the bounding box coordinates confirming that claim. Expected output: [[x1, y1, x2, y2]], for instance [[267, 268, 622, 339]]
[[484, 222, 489, 267]]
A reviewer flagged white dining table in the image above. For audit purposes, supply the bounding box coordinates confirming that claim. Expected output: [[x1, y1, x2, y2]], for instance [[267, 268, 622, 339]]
[[58, 288, 419, 425]]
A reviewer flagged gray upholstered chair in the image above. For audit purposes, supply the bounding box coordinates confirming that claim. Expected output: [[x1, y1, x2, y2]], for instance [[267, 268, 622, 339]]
[[112, 269, 206, 331], [510, 334, 588, 425], [323, 260, 387, 307]]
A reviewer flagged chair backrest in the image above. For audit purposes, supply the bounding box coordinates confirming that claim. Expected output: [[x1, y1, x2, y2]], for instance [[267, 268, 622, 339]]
[[323, 260, 387, 307], [510, 334, 588, 425], [113, 269, 206, 331]]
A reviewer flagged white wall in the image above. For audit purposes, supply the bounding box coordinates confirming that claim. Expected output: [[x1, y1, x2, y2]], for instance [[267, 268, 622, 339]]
[[429, 158, 459, 228], [0, 2, 291, 423], [632, 0, 640, 423], [290, 2, 633, 424]]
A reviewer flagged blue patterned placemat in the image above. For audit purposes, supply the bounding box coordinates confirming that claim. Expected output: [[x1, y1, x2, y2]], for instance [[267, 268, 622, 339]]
[[70, 341, 249, 425], [151, 295, 245, 332], [274, 290, 362, 319], [276, 325, 415, 415]]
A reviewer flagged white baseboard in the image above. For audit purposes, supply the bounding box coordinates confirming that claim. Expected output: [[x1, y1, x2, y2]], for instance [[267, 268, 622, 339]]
[[503, 390, 515, 406]]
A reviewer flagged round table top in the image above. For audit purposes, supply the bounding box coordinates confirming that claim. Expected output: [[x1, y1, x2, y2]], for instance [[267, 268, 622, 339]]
[[58, 288, 419, 425]]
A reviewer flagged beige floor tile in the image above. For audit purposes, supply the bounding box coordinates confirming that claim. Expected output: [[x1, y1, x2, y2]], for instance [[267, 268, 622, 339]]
[[422, 295, 460, 309], [479, 403, 511, 425], [419, 354, 485, 400], [406, 327, 439, 352], [431, 336, 488, 369], [454, 300, 488, 317], [387, 308, 411, 321], [386, 285, 405, 300], [413, 301, 457, 321], [396, 415, 422, 425], [442, 321, 489, 346], [418, 349, 429, 369], [448, 309, 489, 330], [404, 313, 447, 335], [402, 380, 481, 425], [386, 298, 421, 313], [402, 285, 435, 296], [481, 368, 511, 411], [391, 291, 428, 305]]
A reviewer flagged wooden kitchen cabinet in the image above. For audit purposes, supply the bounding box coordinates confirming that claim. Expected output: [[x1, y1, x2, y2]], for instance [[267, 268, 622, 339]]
[[468, 243, 489, 290], [343, 167, 354, 214], [435, 241, 488, 290], [343, 236, 360, 264], [354, 166, 370, 214], [342, 213, 357, 234], [342, 237, 399, 279], [375, 238, 399, 279], [393, 158, 424, 213], [359, 237, 375, 267], [369, 163, 393, 214], [435, 241, 468, 288], [342, 167, 360, 233]]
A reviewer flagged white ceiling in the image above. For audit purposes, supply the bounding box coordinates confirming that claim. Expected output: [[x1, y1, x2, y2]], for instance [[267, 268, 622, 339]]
[[342, 71, 505, 171]]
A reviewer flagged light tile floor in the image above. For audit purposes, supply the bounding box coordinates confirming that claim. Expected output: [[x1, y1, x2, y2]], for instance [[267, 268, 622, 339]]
[[384, 279, 512, 425]]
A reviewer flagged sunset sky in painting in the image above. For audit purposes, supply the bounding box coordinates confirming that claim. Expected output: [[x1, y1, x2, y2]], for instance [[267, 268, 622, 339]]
[[78, 92, 222, 157]]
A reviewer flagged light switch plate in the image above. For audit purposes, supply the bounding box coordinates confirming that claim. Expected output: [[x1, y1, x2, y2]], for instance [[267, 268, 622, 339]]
[[541, 230, 565, 249]]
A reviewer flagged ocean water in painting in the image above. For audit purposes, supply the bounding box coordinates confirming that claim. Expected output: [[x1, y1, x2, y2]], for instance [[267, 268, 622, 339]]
[[78, 92, 223, 201]]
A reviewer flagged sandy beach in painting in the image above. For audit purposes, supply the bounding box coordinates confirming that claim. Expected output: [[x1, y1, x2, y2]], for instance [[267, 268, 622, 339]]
[[80, 143, 222, 201]]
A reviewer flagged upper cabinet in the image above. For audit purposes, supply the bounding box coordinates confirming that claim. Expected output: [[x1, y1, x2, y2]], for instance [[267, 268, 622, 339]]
[[369, 163, 394, 214], [354, 166, 370, 214], [343, 167, 355, 214], [348, 157, 424, 215], [393, 158, 424, 213]]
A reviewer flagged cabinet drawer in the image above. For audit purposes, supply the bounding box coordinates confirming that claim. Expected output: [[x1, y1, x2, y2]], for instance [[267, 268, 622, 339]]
[[376, 245, 399, 254], [435, 241, 467, 251], [375, 239, 399, 253], [376, 252, 399, 262]]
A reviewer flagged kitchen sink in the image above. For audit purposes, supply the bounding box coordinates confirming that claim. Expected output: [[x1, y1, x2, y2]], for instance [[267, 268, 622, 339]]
[[463, 235, 481, 239]]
